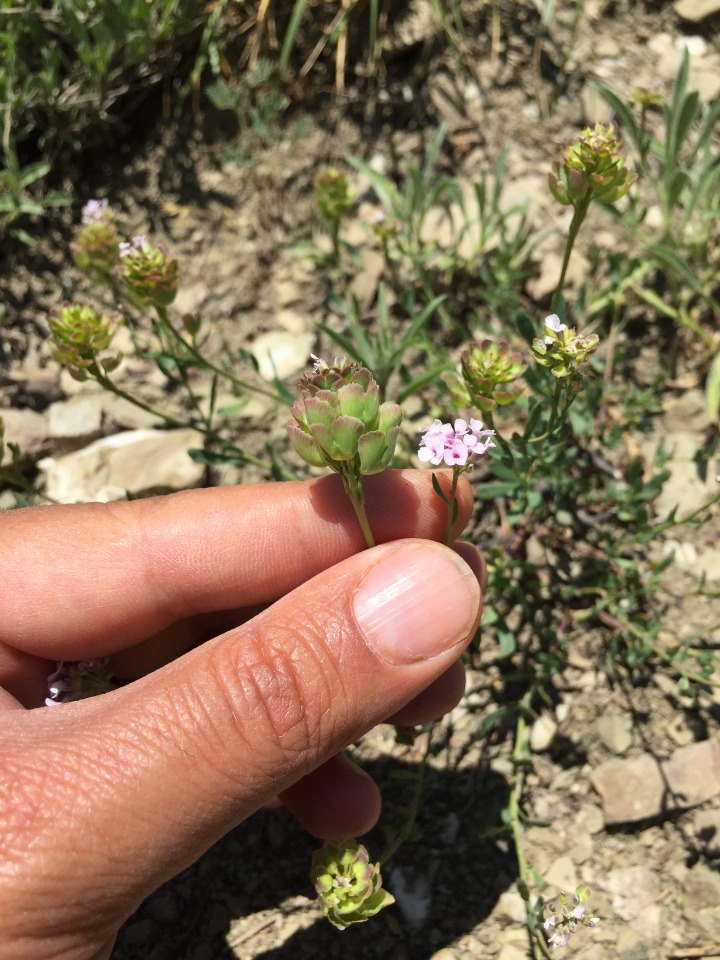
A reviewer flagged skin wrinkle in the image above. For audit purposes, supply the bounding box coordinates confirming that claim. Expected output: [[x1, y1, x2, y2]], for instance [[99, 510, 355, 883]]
[[220, 621, 334, 774]]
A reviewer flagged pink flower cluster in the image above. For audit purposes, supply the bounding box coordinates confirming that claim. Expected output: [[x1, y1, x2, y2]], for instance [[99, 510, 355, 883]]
[[418, 418, 496, 467]]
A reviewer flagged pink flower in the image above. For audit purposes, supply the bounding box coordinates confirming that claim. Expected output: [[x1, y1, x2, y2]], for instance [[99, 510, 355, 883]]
[[418, 417, 495, 467], [543, 314, 568, 345]]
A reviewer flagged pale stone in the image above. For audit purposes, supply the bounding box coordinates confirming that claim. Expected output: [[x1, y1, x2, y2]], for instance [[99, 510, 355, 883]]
[[349, 249, 385, 310], [250, 331, 315, 381], [591, 753, 664, 823], [675, 0, 720, 22], [596, 713, 633, 754], [48, 395, 103, 441], [544, 855, 578, 892], [493, 888, 527, 924], [530, 712, 558, 752], [0, 407, 50, 463], [37, 428, 204, 502], [662, 738, 720, 808], [173, 281, 209, 316], [100, 394, 164, 429]]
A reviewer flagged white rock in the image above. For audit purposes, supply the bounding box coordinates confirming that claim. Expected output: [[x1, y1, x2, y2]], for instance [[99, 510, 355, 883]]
[[38, 428, 204, 502], [676, 35, 707, 56], [250, 331, 315, 381], [530, 712, 558, 752], [0, 407, 50, 463], [48, 395, 103, 441], [675, 0, 720, 22]]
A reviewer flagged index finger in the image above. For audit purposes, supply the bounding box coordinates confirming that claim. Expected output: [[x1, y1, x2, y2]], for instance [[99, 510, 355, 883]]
[[0, 469, 475, 659]]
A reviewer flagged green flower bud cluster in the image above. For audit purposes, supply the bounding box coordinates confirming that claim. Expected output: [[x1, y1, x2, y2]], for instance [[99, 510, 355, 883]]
[[288, 357, 403, 475], [549, 123, 636, 207], [49, 304, 122, 381], [120, 237, 179, 309], [532, 315, 599, 380], [311, 841, 395, 930], [72, 208, 120, 285], [446, 339, 527, 412], [314, 168, 353, 228]]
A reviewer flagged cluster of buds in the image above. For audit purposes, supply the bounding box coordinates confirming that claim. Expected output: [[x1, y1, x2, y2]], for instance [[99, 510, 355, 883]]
[[549, 123, 636, 207], [532, 314, 599, 380], [45, 658, 116, 706], [311, 841, 395, 929], [288, 357, 403, 476], [446, 339, 527, 412], [49, 303, 122, 381], [371, 210, 400, 246], [71, 199, 120, 284], [418, 417, 495, 467], [542, 887, 600, 949], [119, 235, 179, 309], [314, 168, 353, 230]]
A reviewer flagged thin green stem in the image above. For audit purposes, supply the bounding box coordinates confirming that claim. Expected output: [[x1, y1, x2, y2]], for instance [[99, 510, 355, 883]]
[[445, 467, 460, 546], [527, 382, 564, 450], [154, 306, 284, 403], [379, 725, 434, 864], [341, 470, 376, 547], [551, 198, 590, 314], [508, 698, 552, 960], [0, 468, 60, 505], [93, 372, 271, 470]]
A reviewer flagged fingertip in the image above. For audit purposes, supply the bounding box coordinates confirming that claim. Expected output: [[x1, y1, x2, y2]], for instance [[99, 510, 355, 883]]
[[279, 754, 381, 839]]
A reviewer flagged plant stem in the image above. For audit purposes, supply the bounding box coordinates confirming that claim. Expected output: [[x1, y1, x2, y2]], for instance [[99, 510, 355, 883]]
[[551, 198, 590, 314], [379, 725, 434, 864], [508, 697, 552, 960], [445, 467, 460, 546], [93, 372, 271, 470], [342, 470, 376, 547], [154, 307, 284, 403], [0, 468, 60, 505]]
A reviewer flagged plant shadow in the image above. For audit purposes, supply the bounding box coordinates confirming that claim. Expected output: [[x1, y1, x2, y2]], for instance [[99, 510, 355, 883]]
[[112, 752, 513, 960]]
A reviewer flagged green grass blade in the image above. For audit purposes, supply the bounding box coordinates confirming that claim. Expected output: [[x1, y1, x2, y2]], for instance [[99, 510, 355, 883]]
[[279, 0, 308, 74]]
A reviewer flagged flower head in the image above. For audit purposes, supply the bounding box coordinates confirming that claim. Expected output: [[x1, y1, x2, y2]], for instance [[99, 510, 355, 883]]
[[81, 199, 110, 224], [311, 840, 395, 929], [288, 358, 403, 475], [49, 303, 122, 381], [418, 417, 495, 467], [447, 339, 527, 412], [45, 658, 116, 706], [542, 887, 600, 950], [532, 314, 599, 379], [119, 236, 179, 309], [549, 123, 636, 207], [72, 200, 120, 284], [314, 168, 353, 228]]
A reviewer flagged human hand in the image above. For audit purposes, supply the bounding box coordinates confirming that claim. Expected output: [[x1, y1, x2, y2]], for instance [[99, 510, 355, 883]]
[[0, 470, 484, 960]]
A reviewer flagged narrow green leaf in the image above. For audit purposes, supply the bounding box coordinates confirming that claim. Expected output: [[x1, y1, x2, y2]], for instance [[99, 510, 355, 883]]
[[279, 0, 308, 73], [431, 472, 450, 504], [706, 351, 720, 422]]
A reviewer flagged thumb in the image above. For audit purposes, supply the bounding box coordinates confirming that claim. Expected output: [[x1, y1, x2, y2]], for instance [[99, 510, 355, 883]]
[[1, 540, 481, 958]]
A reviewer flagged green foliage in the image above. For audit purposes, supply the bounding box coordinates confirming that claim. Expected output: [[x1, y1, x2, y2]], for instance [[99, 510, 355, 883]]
[[592, 49, 720, 348], [0, 0, 225, 237]]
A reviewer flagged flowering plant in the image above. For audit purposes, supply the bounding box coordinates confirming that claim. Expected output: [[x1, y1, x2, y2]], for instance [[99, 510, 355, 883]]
[[417, 416, 496, 544]]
